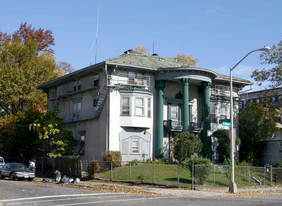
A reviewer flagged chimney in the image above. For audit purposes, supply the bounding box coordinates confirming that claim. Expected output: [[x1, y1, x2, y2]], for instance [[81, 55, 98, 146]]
[[124, 49, 134, 54], [152, 53, 158, 56]]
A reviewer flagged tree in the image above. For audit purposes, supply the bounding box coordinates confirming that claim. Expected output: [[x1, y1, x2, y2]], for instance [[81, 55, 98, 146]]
[[239, 103, 279, 165], [0, 39, 62, 118], [168, 54, 198, 66], [33, 107, 77, 158], [133, 45, 148, 54], [173, 132, 203, 161], [252, 40, 282, 88], [0, 22, 55, 54], [57, 61, 75, 74], [213, 129, 241, 163], [0, 23, 65, 157]]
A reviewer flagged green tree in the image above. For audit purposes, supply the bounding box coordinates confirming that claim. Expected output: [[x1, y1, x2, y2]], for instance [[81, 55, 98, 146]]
[[213, 129, 241, 163], [173, 132, 203, 161], [33, 107, 77, 158], [252, 40, 282, 88], [239, 103, 279, 165]]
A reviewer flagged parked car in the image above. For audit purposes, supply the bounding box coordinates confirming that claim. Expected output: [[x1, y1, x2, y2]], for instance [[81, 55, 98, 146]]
[[0, 157, 4, 168], [0, 163, 35, 181]]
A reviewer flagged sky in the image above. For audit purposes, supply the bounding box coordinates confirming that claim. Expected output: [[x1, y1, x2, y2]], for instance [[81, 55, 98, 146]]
[[1, 0, 281, 91]]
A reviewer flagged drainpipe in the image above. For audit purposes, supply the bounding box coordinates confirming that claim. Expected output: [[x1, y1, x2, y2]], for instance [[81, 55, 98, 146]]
[[105, 63, 109, 151]]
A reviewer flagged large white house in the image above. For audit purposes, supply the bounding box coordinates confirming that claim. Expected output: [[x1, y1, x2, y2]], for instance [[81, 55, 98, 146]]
[[38, 50, 251, 162]]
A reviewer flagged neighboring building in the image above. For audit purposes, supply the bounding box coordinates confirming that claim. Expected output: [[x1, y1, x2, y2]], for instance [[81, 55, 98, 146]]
[[38, 50, 251, 162], [240, 87, 282, 165]]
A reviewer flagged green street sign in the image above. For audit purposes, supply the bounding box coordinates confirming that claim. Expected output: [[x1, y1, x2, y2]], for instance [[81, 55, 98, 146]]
[[219, 119, 230, 123], [222, 122, 231, 127]]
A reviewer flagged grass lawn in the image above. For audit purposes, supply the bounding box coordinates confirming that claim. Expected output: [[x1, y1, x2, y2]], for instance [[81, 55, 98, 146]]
[[95, 163, 281, 188]]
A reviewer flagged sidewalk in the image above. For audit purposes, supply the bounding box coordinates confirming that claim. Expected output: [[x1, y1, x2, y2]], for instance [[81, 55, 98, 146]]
[[77, 179, 282, 198]]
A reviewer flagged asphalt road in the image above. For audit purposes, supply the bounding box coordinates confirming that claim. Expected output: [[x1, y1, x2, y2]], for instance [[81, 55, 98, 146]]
[[1, 179, 282, 206]]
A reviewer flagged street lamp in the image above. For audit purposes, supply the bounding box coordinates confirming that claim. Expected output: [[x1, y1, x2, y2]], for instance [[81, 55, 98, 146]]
[[229, 46, 271, 194]]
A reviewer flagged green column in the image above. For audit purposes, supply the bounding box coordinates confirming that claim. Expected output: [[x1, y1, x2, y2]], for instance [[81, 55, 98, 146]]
[[202, 82, 212, 159], [182, 78, 190, 131], [155, 80, 165, 158]]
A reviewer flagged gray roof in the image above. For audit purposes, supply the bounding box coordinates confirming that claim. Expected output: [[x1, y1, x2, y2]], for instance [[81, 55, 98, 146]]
[[106, 52, 183, 70], [38, 51, 251, 89]]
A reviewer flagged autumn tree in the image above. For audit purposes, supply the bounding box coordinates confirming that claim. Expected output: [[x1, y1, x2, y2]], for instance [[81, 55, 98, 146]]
[[133, 45, 148, 54], [168, 54, 198, 66], [239, 103, 279, 165], [0, 23, 66, 157], [252, 40, 282, 88], [0, 22, 55, 55], [57, 61, 75, 74]]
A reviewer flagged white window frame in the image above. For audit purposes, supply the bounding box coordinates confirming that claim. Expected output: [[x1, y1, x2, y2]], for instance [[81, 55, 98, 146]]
[[121, 96, 131, 116], [147, 98, 151, 118], [131, 138, 140, 154], [135, 97, 145, 116], [170, 105, 178, 120]]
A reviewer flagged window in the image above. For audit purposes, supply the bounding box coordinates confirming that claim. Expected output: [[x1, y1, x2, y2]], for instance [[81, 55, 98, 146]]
[[131, 138, 139, 154], [272, 96, 276, 103], [210, 102, 217, 123], [128, 72, 136, 79], [250, 99, 254, 103], [121, 97, 130, 116], [171, 105, 178, 120], [219, 103, 229, 120], [135, 97, 144, 116], [73, 81, 77, 92], [78, 80, 81, 90], [73, 102, 81, 120], [73, 80, 81, 91], [94, 74, 99, 87], [147, 98, 151, 118], [256, 98, 260, 103]]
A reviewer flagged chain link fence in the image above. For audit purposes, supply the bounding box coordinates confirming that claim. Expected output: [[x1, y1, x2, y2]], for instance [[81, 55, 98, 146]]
[[3, 157, 282, 188]]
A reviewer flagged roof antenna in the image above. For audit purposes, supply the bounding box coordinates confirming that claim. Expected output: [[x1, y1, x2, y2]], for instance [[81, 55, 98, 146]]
[[152, 42, 155, 54], [91, 0, 101, 64]]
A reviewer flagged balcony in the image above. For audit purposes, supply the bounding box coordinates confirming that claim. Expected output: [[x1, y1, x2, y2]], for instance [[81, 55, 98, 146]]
[[58, 110, 99, 123], [110, 78, 148, 88], [164, 120, 202, 133]]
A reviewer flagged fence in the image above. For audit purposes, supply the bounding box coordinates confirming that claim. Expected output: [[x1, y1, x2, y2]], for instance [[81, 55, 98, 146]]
[[81, 161, 282, 188], [3, 157, 282, 188]]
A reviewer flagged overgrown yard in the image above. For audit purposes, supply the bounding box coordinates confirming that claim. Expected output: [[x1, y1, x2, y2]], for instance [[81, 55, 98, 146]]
[[95, 163, 281, 188]]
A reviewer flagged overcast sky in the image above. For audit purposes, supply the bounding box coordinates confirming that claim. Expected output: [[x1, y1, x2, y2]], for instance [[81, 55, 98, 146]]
[[1, 0, 281, 91]]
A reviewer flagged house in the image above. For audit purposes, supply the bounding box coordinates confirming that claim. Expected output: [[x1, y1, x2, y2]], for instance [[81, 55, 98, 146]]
[[240, 87, 282, 165], [38, 50, 251, 162]]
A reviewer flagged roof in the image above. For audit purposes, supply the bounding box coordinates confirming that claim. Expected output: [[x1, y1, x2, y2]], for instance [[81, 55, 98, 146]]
[[38, 51, 251, 89], [106, 52, 183, 70], [215, 73, 251, 85]]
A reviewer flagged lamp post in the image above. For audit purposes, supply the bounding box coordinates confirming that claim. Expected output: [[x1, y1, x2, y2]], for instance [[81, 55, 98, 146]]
[[229, 46, 271, 194]]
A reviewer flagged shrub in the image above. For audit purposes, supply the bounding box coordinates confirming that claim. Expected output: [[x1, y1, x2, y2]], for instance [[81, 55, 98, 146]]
[[128, 159, 139, 166], [87, 160, 100, 178], [184, 157, 212, 184], [103, 151, 122, 169], [173, 132, 203, 161], [273, 161, 282, 168]]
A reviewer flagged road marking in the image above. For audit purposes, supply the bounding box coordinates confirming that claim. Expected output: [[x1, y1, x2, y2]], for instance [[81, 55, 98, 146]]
[[1, 193, 113, 202], [5, 194, 132, 205], [54, 196, 171, 206]]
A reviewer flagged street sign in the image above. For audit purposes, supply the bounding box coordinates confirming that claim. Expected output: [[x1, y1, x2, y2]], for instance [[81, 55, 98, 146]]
[[219, 119, 230, 123], [222, 122, 231, 127]]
